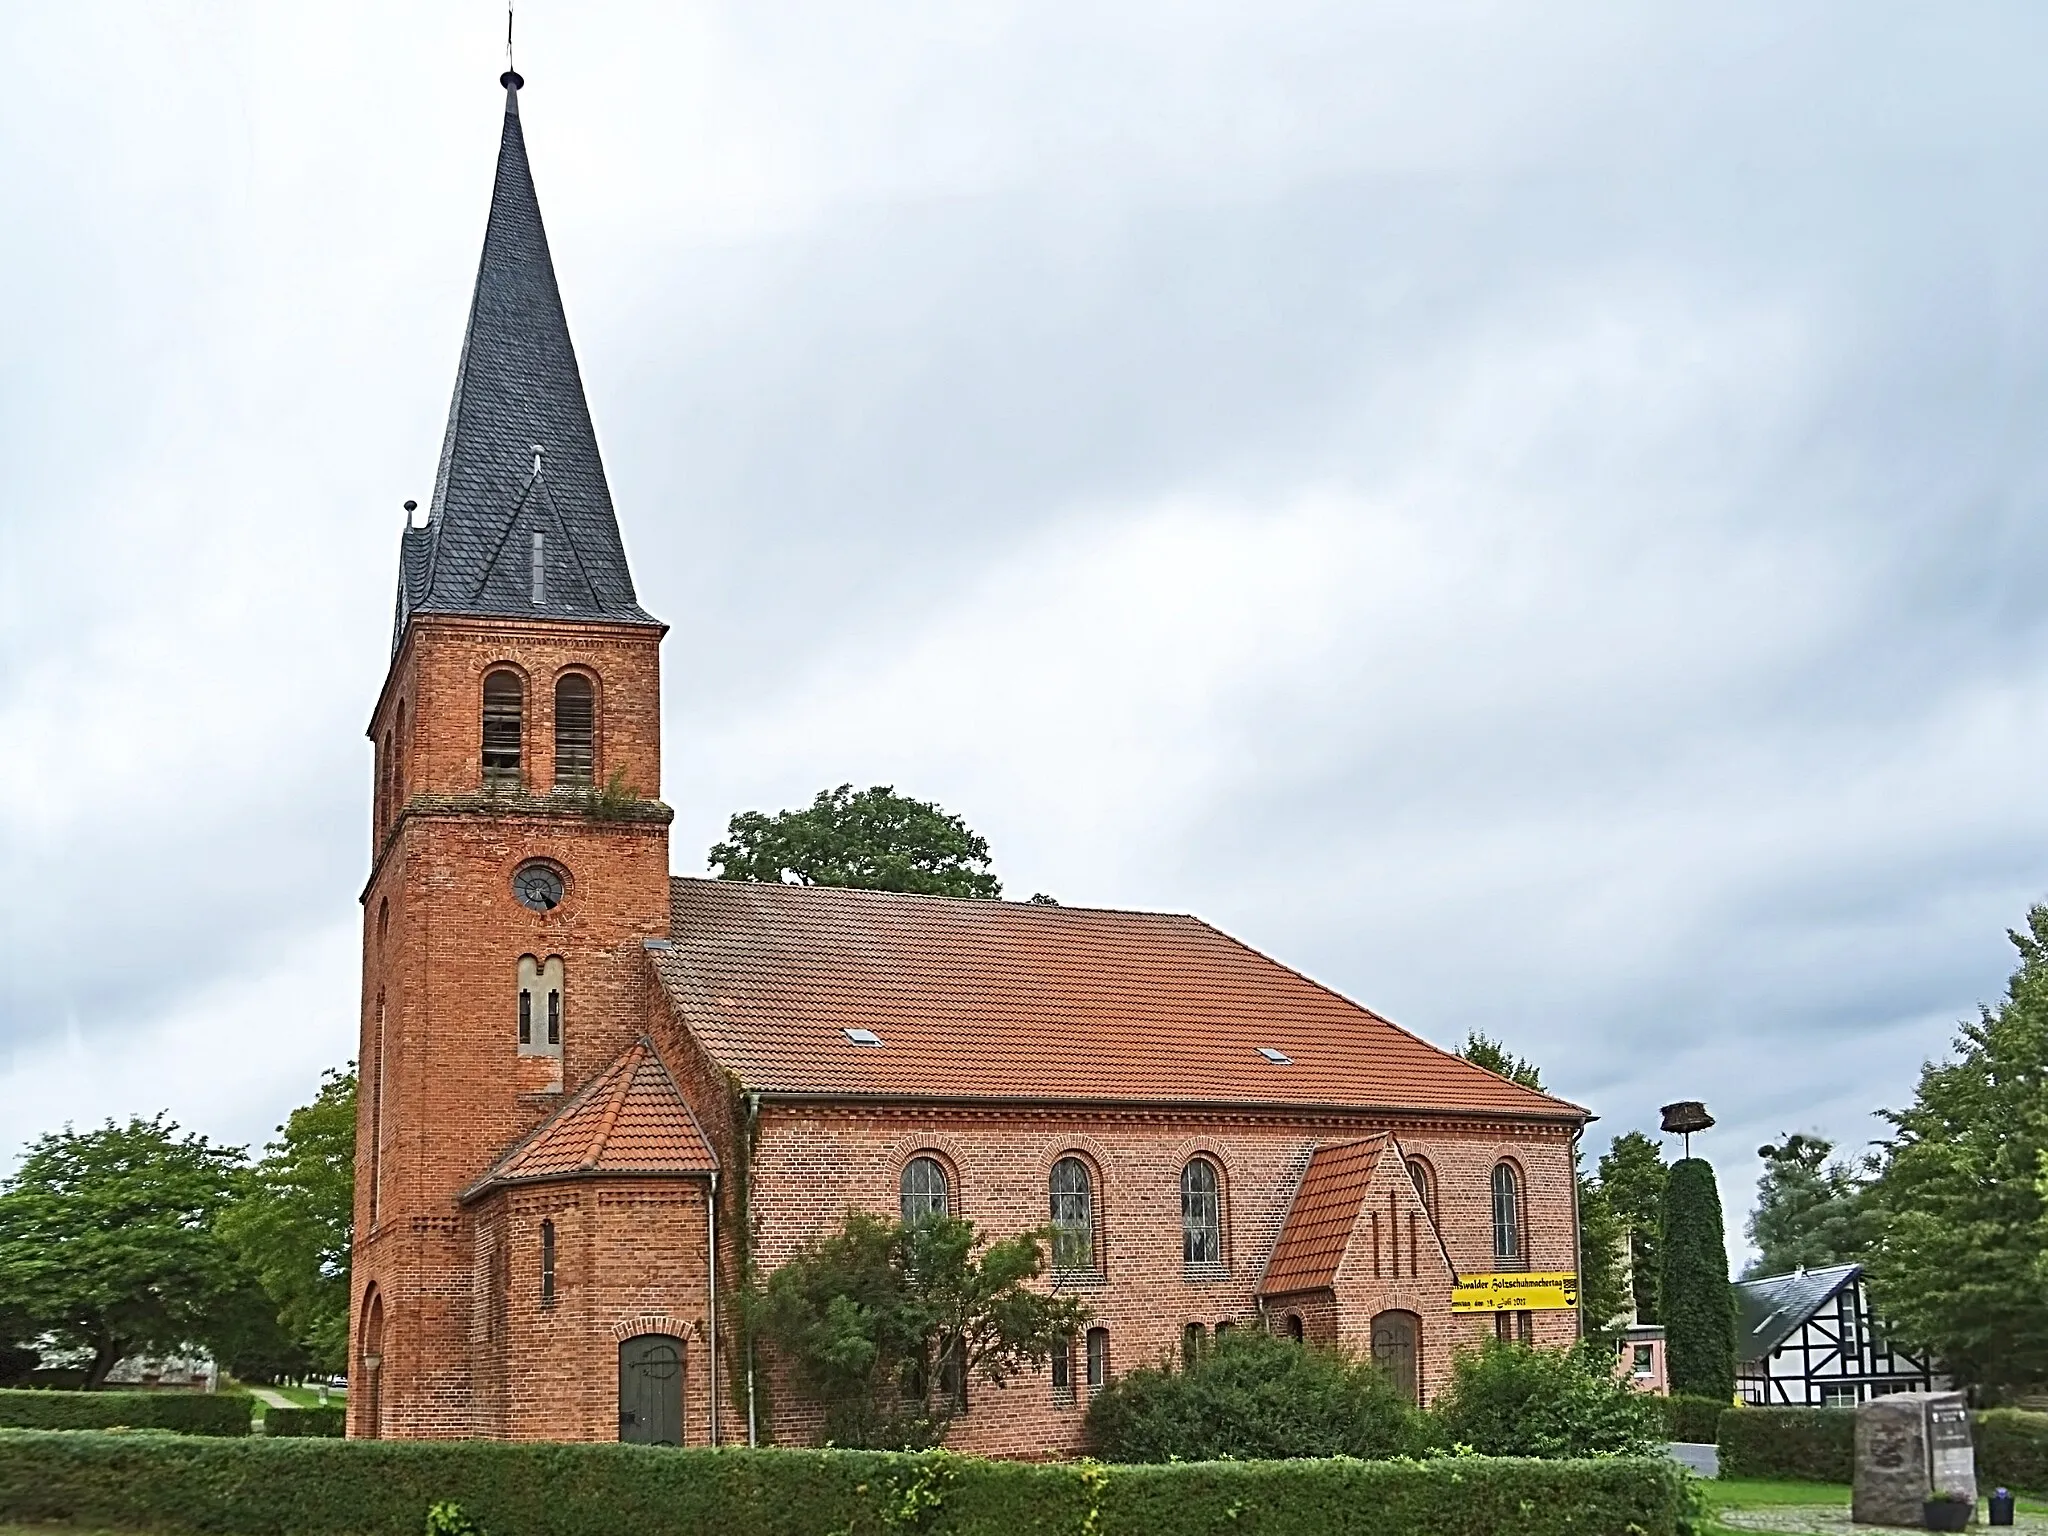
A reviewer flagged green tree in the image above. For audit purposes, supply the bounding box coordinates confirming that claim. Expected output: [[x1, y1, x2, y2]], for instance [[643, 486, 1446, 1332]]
[[1659, 1157, 1735, 1402], [1459, 1031, 1544, 1090], [218, 1068, 356, 1372], [710, 784, 1002, 898], [755, 1211, 1088, 1447], [1743, 1132, 1875, 1280], [1577, 1175, 1632, 1343], [1084, 1329, 1432, 1462], [1598, 1131, 1670, 1325], [0, 1116, 248, 1386], [1866, 905, 2048, 1388]]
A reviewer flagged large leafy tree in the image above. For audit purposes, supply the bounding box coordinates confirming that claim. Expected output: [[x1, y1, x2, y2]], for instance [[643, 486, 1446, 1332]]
[[1744, 1132, 1875, 1280], [710, 784, 1001, 898], [0, 1116, 248, 1386], [755, 1210, 1088, 1447], [1866, 905, 2048, 1387], [1597, 1131, 1670, 1325], [219, 1068, 356, 1372], [1659, 1157, 1735, 1402]]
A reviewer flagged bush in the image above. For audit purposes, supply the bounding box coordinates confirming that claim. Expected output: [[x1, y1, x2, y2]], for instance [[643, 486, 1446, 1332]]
[[1715, 1407, 1852, 1482], [0, 1429, 1693, 1536], [265, 1405, 346, 1438], [1432, 1341, 1663, 1458], [0, 1388, 250, 1437], [1084, 1329, 1434, 1462], [1656, 1395, 1728, 1444], [1975, 1409, 2048, 1494]]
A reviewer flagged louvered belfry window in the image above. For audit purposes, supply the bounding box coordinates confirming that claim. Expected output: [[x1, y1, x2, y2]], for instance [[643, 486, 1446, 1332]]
[[554, 674, 595, 788], [482, 670, 524, 788]]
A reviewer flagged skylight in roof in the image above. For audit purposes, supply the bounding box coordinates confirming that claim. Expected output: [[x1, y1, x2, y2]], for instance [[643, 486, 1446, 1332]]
[[1257, 1047, 1293, 1064], [844, 1028, 883, 1046]]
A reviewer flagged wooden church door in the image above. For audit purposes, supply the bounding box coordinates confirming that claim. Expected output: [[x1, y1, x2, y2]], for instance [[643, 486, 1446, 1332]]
[[1370, 1310, 1420, 1405], [618, 1335, 684, 1445]]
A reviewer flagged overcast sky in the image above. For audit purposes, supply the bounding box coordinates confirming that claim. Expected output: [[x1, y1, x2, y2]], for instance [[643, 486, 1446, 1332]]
[[4, 3, 2046, 1260]]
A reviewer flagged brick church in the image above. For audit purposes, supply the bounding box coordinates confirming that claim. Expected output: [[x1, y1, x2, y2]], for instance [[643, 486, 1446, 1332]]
[[348, 71, 1588, 1454]]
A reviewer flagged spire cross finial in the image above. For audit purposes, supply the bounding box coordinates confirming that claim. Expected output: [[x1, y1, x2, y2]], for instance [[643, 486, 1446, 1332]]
[[500, 3, 523, 93]]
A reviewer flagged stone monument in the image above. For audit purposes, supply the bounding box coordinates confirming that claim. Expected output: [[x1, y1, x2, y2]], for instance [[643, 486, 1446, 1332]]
[[1853, 1391, 1978, 1527]]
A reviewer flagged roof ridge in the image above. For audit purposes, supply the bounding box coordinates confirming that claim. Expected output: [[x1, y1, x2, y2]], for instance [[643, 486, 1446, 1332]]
[[668, 873, 1199, 921], [582, 1040, 645, 1169]]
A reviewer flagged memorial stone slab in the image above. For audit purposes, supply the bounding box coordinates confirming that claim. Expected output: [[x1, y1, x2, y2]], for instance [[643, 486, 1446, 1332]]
[[1852, 1392, 1977, 1528]]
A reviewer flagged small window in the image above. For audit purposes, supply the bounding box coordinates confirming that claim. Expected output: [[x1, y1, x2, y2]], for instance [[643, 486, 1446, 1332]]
[[900, 1156, 950, 1224], [553, 674, 595, 789], [1051, 1334, 1073, 1401], [1518, 1310, 1534, 1344], [1050, 1158, 1095, 1272], [1182, 1322, 1206, 1367], [844, 1028, 883, 1046], [531, 531, 546, 605], [1285, 1313, 1305, 1344], [377, 898, 389, 945], [516, 956, 565, 1057], [540, 1219, 556, 1305], [1214, 1321, 1234, 1338], [1085, 1327, 1109, 1392], [1181, 1159, 1222, 1267], [1406, 1157, 1434, 1220], [1491, 1162, 1522, 1262], [1632, 1344, 1654, 1376], [1256, 1046, 1293, 1064], [482, 670, 524, 788]]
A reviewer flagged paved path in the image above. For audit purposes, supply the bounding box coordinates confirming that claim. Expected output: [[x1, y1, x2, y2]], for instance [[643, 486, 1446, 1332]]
[[1668, 1442, 1719, 1478], [1720, 1506, 2046, 1534], [248, 1388, 293, 1409]]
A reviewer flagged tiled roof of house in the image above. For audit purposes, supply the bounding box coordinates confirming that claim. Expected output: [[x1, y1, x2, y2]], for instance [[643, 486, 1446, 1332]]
[[462, 1037, 717, 1200], [394, 76, 656, 654], [649, 879, 1584, 1118], [1734, 1262, 1862, 1363], [1257, 1138, 1386, 1295]]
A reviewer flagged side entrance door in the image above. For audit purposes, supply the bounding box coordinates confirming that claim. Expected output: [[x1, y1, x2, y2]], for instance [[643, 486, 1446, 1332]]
[[618, 1334, 684, 1446], [1370, 1309, 1421, 1405]]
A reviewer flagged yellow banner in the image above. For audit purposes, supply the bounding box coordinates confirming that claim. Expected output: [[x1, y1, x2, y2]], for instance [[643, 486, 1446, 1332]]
[[1451, 1272, 1580, 1313]]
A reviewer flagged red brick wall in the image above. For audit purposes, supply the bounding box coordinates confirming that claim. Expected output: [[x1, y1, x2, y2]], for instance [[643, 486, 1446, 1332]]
[[738, 1102, 1579, 1456], [350, 617, 673, 1440]]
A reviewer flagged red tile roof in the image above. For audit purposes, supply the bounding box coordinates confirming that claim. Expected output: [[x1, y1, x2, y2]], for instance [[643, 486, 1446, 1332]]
[[463, 1037, 717, 1200], [650, 879, 1583, 1119], [1258, 1138, 1385, 1296]]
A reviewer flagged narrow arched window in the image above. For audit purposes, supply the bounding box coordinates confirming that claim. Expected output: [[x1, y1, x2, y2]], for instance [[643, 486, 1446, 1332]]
[[1181, 1159, 1222, 1267], [554, 674, 595, 789], [1051, 1334, 1074, 1401], [482, 670, 523, 787], [900, 1156, 950, 1224], [1049, 1157, 1094, 1272], [540, 1219, 556, 1304], [1085, 1326, 1110, 1392], [517, 956, 565, 1057], [1182, 1322, 1206, 1366], [1406, 1157, 1435, 1221], [1285, 1313, 1305, 1344], [1492, 1161, 1522, 1262], [379, 729, 394, 830], [393, 700, 407, 809]]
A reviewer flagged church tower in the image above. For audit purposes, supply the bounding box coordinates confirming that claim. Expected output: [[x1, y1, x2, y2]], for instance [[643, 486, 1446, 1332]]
[[350, 70, 679, 1440]]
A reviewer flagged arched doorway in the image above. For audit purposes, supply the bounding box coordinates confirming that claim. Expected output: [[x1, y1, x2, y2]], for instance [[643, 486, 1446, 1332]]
[[618, 1334, 684, 1446], [358, 1289, 384, 1440], [1370, 1309, 1420, 1405]]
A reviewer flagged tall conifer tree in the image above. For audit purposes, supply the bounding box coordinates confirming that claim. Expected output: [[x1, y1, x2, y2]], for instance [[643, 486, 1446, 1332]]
[[1659, 1158, 1735, 1401]]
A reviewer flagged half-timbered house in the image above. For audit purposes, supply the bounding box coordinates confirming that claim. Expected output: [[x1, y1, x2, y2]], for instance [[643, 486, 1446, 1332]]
[[1735, 1262, 1944, 1407]]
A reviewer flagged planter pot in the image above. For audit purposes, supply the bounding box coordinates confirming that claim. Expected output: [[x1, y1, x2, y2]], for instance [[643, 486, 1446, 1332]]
[[1923, 1498, 1973, 1532]]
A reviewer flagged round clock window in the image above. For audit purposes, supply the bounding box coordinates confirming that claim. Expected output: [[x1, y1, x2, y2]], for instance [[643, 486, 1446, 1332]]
[[512, 863, 566, 912]]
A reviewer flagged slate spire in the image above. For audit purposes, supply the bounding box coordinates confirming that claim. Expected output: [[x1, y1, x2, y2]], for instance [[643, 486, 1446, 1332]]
[[394, 72, 656, 652]]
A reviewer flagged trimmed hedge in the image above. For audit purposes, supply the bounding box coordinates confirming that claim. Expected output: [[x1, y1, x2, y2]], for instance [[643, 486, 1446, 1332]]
[[1655, 1395, 1727, 1445], [1716, 1408, 1852, 1482], [1972, 1410, 2048, 1494], [0, 1430, 1692, 1536], [264, 1405, 346, 1438], [0, 1389, 251, 1437]]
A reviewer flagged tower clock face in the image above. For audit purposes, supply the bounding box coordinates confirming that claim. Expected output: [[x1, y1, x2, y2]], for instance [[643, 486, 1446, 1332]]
[[513, 863, 566, 912]]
